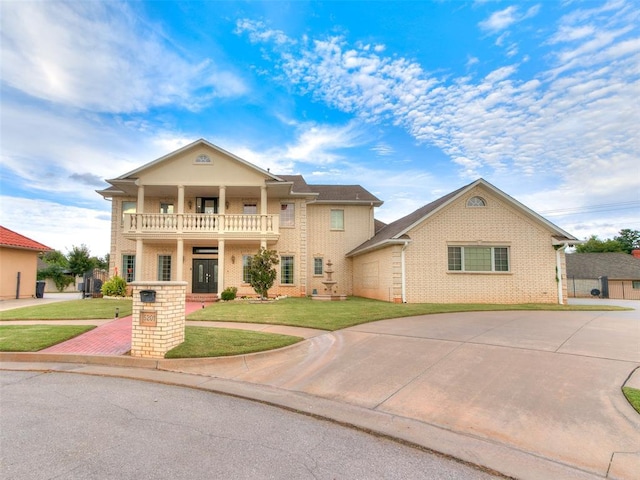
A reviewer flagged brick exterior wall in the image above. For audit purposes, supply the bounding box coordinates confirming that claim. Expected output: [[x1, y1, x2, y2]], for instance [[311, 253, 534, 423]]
[[353, 185, 566, 304]]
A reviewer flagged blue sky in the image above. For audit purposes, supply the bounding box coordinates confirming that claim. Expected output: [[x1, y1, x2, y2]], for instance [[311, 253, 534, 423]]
[[1, 0, 639, 257]]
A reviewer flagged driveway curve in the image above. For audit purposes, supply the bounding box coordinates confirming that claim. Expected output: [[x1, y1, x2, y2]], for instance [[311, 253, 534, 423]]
[[161, 308, 640, 480]]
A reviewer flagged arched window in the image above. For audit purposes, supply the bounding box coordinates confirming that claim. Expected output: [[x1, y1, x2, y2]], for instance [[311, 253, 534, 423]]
[[466, 196, 486, 207]]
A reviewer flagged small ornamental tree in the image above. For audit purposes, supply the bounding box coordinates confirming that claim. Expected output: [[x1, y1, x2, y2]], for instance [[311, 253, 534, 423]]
[[247, 248, 279, 300]]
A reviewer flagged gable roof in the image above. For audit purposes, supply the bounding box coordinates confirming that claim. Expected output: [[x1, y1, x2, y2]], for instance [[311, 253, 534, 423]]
[[115, 138, 283, 183], [308, 184, 383, 205], [347, 178, 579, 257], [0, 226, 52, 252], [566, 253, 640, 280]]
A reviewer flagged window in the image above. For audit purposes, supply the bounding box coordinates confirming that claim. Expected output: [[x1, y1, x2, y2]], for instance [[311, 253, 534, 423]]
[[243, 203, 257, 214], [281, 256, 294, 284], [158, 255, 172, 281], [160, 203, 174, 214], [123, 255, 135, 282], [466, 196, 486, 207], [122, 201, 136, 227], [330, 209, 344, 230], [314, 257, 323, 276], [633, 281, 640, 289], [448, 246, 509, 272], [243, 255, 253, 283], [280, 203, 295, 227]]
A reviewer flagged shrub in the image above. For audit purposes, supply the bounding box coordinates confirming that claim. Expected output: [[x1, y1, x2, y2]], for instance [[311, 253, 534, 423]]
[[37, 265, 74, 292], [220, 286, 238, 301], [101, 275, 127, 297]]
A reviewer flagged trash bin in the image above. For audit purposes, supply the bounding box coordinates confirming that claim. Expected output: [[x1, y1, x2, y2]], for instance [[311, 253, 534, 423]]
[[35, 281, 46, 298]]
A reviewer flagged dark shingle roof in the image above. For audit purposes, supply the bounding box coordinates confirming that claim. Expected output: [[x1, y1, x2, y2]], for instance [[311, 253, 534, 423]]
[[347, 184, 468, 255], [275, 175, 316, 194], [308, 184, 382, 204], [566, 253, 640, 280]]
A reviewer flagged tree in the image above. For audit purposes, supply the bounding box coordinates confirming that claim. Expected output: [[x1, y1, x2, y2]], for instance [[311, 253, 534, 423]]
[[614, 229, 640, 254], [41, 249, 68, 267], [247, 248, 279, 299], [67, 244, 96, 276], [575, 235, 624, 253]]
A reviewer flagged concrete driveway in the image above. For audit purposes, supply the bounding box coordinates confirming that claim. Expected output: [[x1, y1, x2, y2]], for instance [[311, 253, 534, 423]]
[[160, 307, 640, 480]]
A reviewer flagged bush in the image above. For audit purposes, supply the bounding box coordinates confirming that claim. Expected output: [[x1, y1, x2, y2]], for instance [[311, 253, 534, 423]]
[[220, 286, 238, 301], [101, 275, 127, 297], [37, 265, 74, 292]]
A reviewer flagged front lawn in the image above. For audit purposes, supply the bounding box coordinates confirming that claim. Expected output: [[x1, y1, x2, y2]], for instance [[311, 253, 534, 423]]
[[187, 296, 628, 331], [166, 326, 302, 358], [0, 299, 133, 321], [0, 325, 96, 351], [623, 387, 640, 414]]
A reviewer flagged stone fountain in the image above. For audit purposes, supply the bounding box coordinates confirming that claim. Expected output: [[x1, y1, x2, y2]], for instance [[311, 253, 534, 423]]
[[312, 260, 347, 301]]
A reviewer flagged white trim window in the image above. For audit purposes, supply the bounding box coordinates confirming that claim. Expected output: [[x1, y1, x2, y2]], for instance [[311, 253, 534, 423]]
[[158, 255, 172, 281], [448, 246, 509, 272], [313, 257, 323, 276], [330, 209, 344, 230], [281, 255, 294, 284], [242, 255, 253, 283], [280, 203, 295, 227]]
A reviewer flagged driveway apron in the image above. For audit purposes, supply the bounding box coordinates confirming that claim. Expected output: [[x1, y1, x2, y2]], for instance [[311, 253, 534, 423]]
[[168, 308, 640, 479]]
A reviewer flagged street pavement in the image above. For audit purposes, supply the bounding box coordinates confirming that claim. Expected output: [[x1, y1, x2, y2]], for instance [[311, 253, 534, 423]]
[[1, 296, 639, 479], [1, 371, 497, 480]]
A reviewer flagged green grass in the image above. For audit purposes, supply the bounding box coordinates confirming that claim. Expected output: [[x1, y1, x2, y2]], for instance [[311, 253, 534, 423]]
[[0, 299, 133, 321], [623, 387, 640, 414], [0, 325, 96, 351], [165, 326, 302, 358], [187, 296, 629, 331]]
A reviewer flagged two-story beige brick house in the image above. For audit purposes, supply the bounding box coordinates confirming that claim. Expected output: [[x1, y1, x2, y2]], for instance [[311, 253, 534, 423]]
[[98, 139, 578, 304]]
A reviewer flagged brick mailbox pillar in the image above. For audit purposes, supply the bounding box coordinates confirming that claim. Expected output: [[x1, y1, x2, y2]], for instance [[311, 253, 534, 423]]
[[130, 281, 187, 358]]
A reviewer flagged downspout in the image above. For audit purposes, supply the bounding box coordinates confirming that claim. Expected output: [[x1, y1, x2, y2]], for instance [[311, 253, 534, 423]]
[[401, 241, 409, 303], [555, 243, 569, 305]]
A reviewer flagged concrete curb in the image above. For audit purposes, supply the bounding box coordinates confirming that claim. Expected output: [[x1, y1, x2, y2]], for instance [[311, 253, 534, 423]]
[[0, 352, 608, 480]]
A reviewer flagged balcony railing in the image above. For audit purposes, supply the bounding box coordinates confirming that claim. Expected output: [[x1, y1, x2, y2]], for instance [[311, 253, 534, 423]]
[[124, 213, 279, 235]]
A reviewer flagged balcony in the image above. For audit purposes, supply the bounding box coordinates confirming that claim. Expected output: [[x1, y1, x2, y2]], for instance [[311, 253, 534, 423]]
[[123, 213, 279, 240]]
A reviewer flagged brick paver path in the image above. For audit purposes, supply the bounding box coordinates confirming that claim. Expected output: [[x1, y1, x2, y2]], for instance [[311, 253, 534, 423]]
[[42, 303, 209, 355]]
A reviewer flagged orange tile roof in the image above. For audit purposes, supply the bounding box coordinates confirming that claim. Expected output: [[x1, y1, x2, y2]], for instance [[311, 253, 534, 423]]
[[0, 226, 52, 252]]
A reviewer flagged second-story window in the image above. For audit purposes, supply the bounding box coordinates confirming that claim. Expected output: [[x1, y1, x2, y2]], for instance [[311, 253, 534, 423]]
[[160, 203, 174, 214], [331, 209, 344, 230], [280, 203, 295, 227], [122, 201, 136, 227], [243, 203, 257, 214]]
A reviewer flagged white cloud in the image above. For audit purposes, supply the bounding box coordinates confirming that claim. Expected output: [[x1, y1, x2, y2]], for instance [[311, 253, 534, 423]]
[[479, 6, 519, 33], [1, 1, 247, 113], [0, 197, 112, 256], [236, 3, 640, 235]]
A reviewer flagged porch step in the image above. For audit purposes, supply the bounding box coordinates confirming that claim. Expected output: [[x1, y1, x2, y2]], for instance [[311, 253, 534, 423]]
[[185, 293, 219, 303]]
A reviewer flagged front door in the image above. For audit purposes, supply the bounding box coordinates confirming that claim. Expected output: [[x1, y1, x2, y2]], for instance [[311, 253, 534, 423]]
[[192, 259, 218, 293]]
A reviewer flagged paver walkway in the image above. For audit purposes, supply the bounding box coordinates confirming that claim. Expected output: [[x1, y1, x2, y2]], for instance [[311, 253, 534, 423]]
[[41, 302, 210, 355]]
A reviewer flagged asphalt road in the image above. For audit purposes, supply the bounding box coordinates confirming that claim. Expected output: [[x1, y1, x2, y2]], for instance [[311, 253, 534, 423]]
[[0, 371, 498, 480]]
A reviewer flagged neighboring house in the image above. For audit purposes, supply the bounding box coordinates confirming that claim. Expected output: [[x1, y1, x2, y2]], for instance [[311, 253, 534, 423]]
[[98, 139, 579, 304], [565, 252, 640, 300], [0, 226, 52, 300]]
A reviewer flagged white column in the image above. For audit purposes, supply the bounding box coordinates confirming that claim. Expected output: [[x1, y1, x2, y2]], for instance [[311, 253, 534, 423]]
[[136, 184, 145, 233], [261, 185, 267, 232], [218, 239, 225, 294], [219, 186, 226, 214], [135, 238, 144, 281], [176, 238, 184, 282], [177, 185, 185, 232], [219, 185, 226, 233]]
